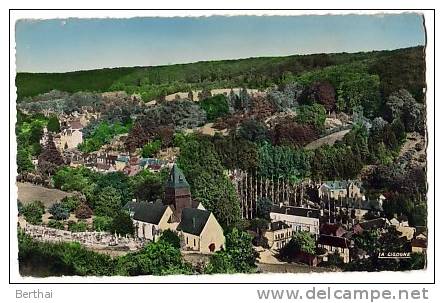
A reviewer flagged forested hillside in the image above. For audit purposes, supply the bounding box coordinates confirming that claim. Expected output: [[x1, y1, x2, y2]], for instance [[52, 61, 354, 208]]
[[16, 46, 425, 102]]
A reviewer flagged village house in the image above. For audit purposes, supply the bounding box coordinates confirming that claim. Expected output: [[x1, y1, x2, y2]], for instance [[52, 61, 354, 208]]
[[353, 218, 390, 235], [62, 149, 84, 167], [270, 205, 320, 237], [115, 155, 130, 171], [334, 196, 384, 221], [59, 120, 84, 150], [411, 232, 427, 254], [320, 223, 347, 237], [176, 208, 225, 253], [263, 221, 293, 250], [389, 216, 416, 240], [317, 234, 351, 263], [318, 180, 363, 200], [95, 153, 118, 172]]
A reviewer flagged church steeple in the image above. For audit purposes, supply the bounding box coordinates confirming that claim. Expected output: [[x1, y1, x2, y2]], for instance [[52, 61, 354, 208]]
[[166, 164, 189, 189], [164, 164, 192, 221]]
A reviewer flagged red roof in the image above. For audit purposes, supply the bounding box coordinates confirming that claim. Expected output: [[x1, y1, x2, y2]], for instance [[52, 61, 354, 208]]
[[320, 223, 346, 237]]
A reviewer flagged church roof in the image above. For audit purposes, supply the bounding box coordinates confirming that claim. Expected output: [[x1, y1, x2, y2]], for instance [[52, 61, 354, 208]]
[[176, 208, 211, 236], [166, 164, 189, 189], [129, 201, 169, 225]]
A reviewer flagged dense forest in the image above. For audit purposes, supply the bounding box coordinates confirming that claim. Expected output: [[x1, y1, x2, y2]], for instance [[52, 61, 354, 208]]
[[16, 46, 425, 103]]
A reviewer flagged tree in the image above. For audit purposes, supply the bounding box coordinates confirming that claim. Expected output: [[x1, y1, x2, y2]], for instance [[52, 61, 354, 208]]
[[177, 137, 241, 226], [115, 240, 192, 276], [159, 230, 181, 249], [323, 251, 344, 268], [238, 119, 269, 143], [250, 218, 269, 235], [93, 186, 122, 217], [296, 103, 327, 131], [74, 203, 93, 219], [46, 116, 60, 132], [257, 142, 312, 181], [199, 94, 229, 122], [256, 197, 272, 219], [206, 228, 257, 274], [386, 89, 424, 133], [60, 195, 82, 212], [130, 170, 165, 202], [17, 148, 34, 173], [280, 231, 316, 261], [293, 231, 316, 254], [21, 201, 45, 225], [204, 250, 236, 274], [353, 229, 379, 253], [141, 140, 162, 158], [68, 221, 88, 232], [48, 202, 69, 220], [225, 228, 257, 272], [301, 81, 336, 112], [272, 121, 318, 147], [110, 211, 134, 236], [37, 133, 65, 175], [93, 216, 113, 232]]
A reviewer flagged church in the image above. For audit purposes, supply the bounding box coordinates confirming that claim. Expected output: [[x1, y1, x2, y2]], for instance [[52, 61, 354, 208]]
[[125, 164, 225, 254]]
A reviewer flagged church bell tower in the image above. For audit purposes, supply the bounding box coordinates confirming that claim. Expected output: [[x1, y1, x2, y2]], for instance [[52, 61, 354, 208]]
[[164, 164, 192, 221]]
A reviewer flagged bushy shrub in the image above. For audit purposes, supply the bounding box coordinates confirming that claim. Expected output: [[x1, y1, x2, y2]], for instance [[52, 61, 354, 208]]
[[48, 202, 70, 220], [74, 203, 93, 219], [68, 221, 88, 232], [93, 216, 113, 232], [22, 201, 45, 225], [47, 219, 65, 230]]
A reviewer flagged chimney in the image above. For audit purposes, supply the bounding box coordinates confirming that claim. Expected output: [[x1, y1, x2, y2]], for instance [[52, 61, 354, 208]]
[[132, 198, 137, 203]]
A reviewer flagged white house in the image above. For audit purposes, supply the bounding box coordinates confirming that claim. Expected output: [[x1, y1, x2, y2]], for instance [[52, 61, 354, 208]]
[[317, 234, 351, 263], [318, 180, 363, 200], [59, 120, 83, 150], [270, 205, 320, 237], [264, 221, 293, 250]]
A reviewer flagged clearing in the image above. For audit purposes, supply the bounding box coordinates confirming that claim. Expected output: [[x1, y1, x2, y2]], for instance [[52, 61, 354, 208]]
[[16, 182, 72, 207]]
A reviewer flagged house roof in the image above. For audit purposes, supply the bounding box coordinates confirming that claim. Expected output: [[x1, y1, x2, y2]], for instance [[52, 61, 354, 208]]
[[322, 180, 362, 191], [337, 197, 382, 211], [130, 201, 169, 225], [166, 164, 189, 189], [317, 235, 350, 248], [411, 238, 427, 248], [270, 221, 290, 231], [69, 120, 84, 130], [358, 218, 389, 230], [176, 208, 211, 236], [320, 223, 346, 236], [116, 156, 130, 163], [270, 205, 320, 219]]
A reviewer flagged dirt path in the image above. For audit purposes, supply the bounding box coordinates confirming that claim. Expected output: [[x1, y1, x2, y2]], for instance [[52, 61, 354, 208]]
[[305, 129, 351, 150]]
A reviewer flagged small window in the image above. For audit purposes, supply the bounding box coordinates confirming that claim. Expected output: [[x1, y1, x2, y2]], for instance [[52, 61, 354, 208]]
[[186, 237, 188, 244], [194, 239, 196, 247]]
